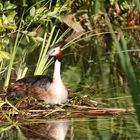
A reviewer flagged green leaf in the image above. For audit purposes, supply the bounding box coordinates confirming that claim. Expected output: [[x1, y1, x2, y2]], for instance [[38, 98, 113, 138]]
[[2, 14, 8, 25], [30, 6, 36, 17], [3, 1, 16, 10], [7, 10, 17, 21], [0, 18, 4, 31], [27, 31, 36, 37], [0, 51, 10, 61], [109, 0, 115, 5], [34, 37, 44, 42], [25, 35, 30, 43], [36, 7, 46, 15], [5, 24, 17, 29], [21, 0, 27, 7], [0, 3, 3, 11], [21, 31, 28, 34]]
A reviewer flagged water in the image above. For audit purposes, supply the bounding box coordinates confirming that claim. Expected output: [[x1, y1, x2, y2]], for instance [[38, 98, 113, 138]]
[[1, 114, 140, 140]]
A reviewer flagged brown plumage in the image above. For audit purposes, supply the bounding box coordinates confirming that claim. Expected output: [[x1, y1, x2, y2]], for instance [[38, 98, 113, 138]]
[[7, 44, 68, 104]]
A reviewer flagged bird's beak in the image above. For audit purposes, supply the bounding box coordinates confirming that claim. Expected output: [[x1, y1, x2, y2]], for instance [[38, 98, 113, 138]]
[[46, 44, 56, 57]]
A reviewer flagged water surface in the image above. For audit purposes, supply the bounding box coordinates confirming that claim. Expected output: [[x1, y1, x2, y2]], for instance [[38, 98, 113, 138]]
[[1, 114, 140, 140]]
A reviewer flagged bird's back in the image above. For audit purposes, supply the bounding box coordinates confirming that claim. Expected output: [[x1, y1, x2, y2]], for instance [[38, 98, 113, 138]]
[[7, 75, 52, 98]]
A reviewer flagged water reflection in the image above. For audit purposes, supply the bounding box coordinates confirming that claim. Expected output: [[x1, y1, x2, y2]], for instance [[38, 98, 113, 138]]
[[1, 115, 140, 140], [21, 119, 69, 140]]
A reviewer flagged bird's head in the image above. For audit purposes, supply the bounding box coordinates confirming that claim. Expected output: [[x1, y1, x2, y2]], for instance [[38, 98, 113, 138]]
[[47, 44, 62, 61]]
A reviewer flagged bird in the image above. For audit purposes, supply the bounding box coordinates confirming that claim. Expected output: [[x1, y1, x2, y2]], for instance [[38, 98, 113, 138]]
[[7, 44, 68, 104]]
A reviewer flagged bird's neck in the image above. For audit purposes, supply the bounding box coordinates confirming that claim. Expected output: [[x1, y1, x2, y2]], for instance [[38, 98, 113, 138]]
[[53, 59, 62, 83]]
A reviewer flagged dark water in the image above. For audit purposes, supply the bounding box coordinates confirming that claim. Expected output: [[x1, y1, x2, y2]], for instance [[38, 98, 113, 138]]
[[1, 114, 140, 140]]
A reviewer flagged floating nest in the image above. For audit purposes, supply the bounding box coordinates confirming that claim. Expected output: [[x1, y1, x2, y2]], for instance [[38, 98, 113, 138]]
[[0, 94, 135, 122]]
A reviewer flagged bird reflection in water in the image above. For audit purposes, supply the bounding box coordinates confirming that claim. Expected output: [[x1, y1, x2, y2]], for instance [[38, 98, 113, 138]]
[[21, 119, 69, 140]]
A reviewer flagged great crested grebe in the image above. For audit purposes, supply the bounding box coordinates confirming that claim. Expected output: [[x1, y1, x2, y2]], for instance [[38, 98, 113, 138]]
[[7, 44, 68, 104]]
